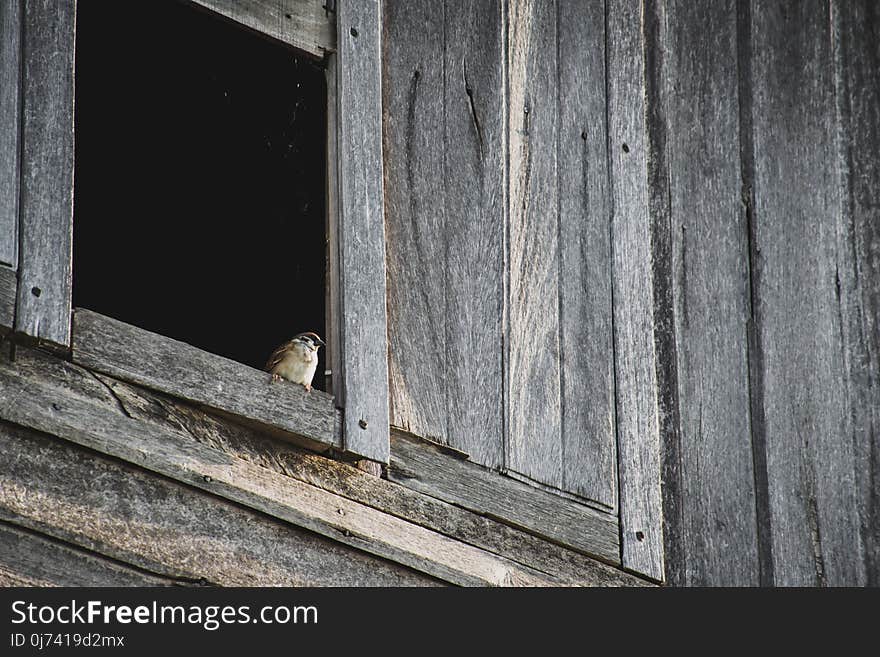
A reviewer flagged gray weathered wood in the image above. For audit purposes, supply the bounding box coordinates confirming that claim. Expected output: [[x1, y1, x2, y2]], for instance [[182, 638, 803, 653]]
[[325, 53, 341, 397], [0, 520, 180, 587], [607, 0, 664, 580], [336, 0, 390, 463], [93, 368, 644, 585], [0, 422, 440, 587], [14, 0, 74, 350], [647, 0, 760, 585], [72, 308, 342, 452], [750, 0, 864, 586], [506, 0, 563, 489], [383, 0, 449, 444], [383, 0, 506, 469], [189, 0, 334, 59], [0, 265, 15, 334], [388, 430, 620, 565], [0, 0, 21, 268], [556, 0, 617, 509], [442, 0, 506, 467], [0, 348, 563, 586], [832, 0, 880, 587]]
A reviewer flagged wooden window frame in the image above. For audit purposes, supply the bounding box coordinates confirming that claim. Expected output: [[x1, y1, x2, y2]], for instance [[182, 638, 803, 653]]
[[3, 0, 390, 464]]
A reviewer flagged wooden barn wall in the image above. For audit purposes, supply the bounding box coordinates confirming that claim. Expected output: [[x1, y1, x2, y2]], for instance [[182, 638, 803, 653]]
[[382, 0, 880, 585], [383, 0, 618, 511]]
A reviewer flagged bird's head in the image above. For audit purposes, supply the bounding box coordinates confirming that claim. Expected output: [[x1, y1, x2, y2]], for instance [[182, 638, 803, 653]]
[[294, 332, 325, 352]]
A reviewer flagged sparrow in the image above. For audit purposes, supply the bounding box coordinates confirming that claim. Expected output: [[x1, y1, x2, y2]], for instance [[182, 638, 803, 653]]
[[265, 332, 325, 391]]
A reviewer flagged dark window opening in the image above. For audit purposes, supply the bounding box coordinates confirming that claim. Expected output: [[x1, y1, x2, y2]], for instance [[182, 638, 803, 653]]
[[73, 0, 328, 391]]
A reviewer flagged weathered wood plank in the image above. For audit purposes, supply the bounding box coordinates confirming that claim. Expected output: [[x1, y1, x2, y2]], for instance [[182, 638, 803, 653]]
[[95, 368, 644, 585], [388, 430, 620, 565], [14, 0, 74, 349], [336, 0, 390, 463], [0, 0, 21, 268], [189, 0, 334, 59], [0, 348, 562, 586], [556, 0, 617, 509], [0, 520, 179, 587], [750, 0, 864, 586], [0, 422, 440, 587], [832, 0, 880, 586], [0, 265, 15, 334], [649, 0, 759, 585], [71, 308, 342, 452], [383, 0, 449, 443], [442, 0, 506, 467], [506, 0, 563, 489], [607, 0, 664, 580]]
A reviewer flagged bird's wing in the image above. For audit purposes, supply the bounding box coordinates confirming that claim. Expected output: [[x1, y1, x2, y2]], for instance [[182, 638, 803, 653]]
[[264, 339, 297, 372]]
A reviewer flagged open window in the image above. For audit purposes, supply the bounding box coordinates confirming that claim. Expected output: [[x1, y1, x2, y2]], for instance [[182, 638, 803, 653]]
[[10, 0, 389, 463]]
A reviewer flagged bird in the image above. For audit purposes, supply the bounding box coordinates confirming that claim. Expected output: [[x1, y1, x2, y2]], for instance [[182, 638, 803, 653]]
[[264, 332, 325, 391]]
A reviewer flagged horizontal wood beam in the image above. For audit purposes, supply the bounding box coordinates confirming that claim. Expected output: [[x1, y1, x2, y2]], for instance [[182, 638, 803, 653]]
[[0, 421, 439, 587], [71, 308, 342, 453], [189, 0, 335, 59], [0, 345, 568, 586], [101, 372, 645, 585], [0, 519, 179, 587], [388, 430, 621, 566]]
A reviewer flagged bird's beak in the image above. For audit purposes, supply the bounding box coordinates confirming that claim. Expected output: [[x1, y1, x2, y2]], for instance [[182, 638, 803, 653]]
[[316, 337, 326, 347]]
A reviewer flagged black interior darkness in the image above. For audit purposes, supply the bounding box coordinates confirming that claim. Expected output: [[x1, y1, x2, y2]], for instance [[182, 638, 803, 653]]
[[73, 0, 328, 390]]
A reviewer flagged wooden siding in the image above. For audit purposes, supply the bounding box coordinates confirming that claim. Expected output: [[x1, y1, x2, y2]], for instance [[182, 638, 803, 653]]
[[383, 0, 880, 584], [14, 0, 75, 350], [384, 0, 619, 515], [647, 0, 760, 586]]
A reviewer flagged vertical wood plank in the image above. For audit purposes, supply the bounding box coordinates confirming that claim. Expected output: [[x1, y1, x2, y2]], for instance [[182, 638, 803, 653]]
[[506, 0, 563, 488], [0, 0, 21, 268], [0, 265, 15, 333], [336, 0, 390, 462], [556, 0, 617, 509], [649, 0, 760, 585], [750, 0, 865, 586], [831, 0, 880, 586], [15, 0, 75, 349], [443, 0, 506, 467], [607, 0, 664, 580], [383, 0, 448, 444]]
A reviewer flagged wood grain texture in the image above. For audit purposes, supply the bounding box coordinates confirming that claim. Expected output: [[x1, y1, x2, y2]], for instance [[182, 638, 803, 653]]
[[0, 520, 181, 587], [0, 265, 14, 334], [94, 371, 646, 586], [0, 422, 439, 587], [650, 0, 759, 585], [71, 308, 342, 452], [505, 0, 563, 488], [189, 0, 334, 59], [336, 0, 390, 463], [383, 0, 506, 469], [14, 0, 74, 349], [556, 0, 617, 509], [383, 0, 449, 443], [832, 0, 880, 586], [0, 347, 561, 586], [607, 0, 664, 581], [0, 0, 20, 268], [388, 429, 620, 565], [750, 0, 864, 586], [442, 0, 506, 467]]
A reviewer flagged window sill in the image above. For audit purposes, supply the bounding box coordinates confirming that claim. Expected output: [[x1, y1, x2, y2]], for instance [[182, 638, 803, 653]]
[[71, 308, 341, 454]]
